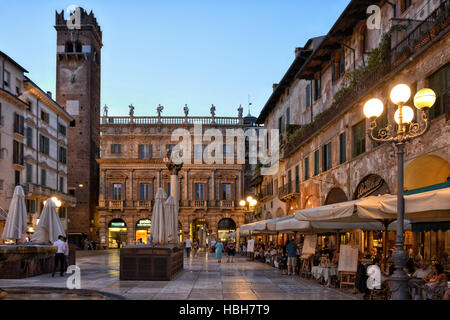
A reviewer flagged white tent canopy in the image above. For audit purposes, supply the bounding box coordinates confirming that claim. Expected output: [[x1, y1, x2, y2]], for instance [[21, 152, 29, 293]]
[[358, 187, 450, 222], [277, 215, 410, 232], [294, 188, 450, 225], [2, 186, 27, 241], [31, 198, 66, 244]]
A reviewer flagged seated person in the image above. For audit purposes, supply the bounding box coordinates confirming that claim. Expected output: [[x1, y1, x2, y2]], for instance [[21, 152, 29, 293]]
[[331, 251, 339, 266], [422, 264, 447, 300], [409, 260, 432, 299], [405, 257, 416, 277], [366, 258, 389, 291], [412, 260, 432, 279]]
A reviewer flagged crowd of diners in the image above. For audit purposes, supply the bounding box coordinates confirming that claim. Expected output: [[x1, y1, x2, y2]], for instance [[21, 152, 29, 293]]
[[239, 235, 449, 300]]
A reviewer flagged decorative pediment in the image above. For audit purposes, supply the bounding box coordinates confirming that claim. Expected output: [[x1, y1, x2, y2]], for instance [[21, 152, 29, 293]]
[[135, 171, 155, 180], [216, 173, 237, 180], [190, 173, 210, 180], [106, 171, 128, 180]]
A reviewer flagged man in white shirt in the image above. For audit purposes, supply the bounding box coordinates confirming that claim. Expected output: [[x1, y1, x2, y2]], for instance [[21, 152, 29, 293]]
[[52, 235, 66, 277], [185, 238, 192, 258]]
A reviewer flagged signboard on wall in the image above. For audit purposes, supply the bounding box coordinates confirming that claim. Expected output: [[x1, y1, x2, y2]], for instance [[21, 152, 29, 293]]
[[302, 234, 317, 255], [338, 244, 359, 272]]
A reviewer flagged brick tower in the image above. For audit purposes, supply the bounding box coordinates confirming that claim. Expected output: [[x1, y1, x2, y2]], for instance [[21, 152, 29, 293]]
[[55, 8, 102, 243]]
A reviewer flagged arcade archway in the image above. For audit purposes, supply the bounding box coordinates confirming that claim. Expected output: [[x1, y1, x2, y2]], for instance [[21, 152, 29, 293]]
[[325, 188, 348, 205], [135, 219, 151, 244], [190, 218, 209, 247], [405, 155, 450, 191], [218, 218, 236, 242], [108, 218, 127, 249], [353, 174, 390, 200]]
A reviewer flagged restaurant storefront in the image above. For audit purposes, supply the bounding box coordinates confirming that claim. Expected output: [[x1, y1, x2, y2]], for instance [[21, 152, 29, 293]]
[[108, 219, 127, 248], [135, 219, 151, 244]]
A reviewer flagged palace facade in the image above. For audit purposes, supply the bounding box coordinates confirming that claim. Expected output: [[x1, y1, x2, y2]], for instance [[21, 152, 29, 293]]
[[96, 109, 258, 248]]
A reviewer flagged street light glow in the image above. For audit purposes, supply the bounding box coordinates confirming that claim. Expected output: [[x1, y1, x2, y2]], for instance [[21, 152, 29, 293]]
[[390, 84, 411, 105], [414, 88, 436, 109], [363, 98, 384, 119], [239, 200, 246, 207], [394, 106, 415, 124]]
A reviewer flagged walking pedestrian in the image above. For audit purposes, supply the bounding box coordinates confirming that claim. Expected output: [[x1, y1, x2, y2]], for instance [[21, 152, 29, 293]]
[[193, 240, 199, 257], [227, 239, 236, 263], [185, 238, 192, 258], [52, 235, 66, 277], [216, 240, 224, 263], [286, 239, 298, 276], [63, 236, 69, 272]]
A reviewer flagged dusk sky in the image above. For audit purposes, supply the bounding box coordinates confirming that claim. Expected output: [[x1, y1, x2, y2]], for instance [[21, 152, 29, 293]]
[[0, 0, 350, 117]]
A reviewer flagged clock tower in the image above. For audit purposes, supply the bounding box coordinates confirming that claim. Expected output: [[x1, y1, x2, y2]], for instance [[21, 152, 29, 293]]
[[55, 8, 102, 242]]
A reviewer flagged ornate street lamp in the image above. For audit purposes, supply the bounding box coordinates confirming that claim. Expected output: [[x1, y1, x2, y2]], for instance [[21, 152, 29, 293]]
[[240, 196, 257, 223], [363, 84, 436, 300]]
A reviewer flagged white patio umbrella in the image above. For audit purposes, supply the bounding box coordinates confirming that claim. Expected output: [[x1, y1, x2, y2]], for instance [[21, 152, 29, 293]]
[[164, 195, 178, 244], [31, 198, 66, 244], [2, 186, 27, 242], [150, 188, 167, 245]]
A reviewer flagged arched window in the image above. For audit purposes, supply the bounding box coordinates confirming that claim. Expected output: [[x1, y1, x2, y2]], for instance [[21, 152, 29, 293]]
[[65, 41, 74, 53], [218, 218, 236, 231], [75, 41, 82, 53]]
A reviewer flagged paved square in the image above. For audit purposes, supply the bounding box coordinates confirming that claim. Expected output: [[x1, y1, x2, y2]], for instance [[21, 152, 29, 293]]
[[0, 250, 362, 300]]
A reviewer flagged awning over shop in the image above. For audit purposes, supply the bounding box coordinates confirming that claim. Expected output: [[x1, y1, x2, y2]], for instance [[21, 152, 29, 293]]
[[358, 187, 450, 222], [411, 221, 450, 232], [294, 188, 450, 224], [278, 215, 410, 232]]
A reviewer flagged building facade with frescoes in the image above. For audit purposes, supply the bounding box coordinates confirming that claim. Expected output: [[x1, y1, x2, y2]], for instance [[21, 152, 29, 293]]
[[250, 0, 450, 259]]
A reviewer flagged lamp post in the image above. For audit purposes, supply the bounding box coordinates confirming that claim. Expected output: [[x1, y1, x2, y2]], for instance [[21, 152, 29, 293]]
[[363, 84, 436, 300], [240, 196, 257, 223]]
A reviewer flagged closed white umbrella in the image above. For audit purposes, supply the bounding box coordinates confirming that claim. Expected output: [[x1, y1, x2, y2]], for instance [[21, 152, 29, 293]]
[[150, 188, 167, 245], [164, 195, 177, 244], [31, 198, 65, 244], [2, 186, 27, 242]]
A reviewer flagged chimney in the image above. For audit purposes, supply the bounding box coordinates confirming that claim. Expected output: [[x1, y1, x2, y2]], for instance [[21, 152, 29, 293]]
[[272, 83, 278, 92], [295, 47, 303, 57], [46, 91, 52, 98]]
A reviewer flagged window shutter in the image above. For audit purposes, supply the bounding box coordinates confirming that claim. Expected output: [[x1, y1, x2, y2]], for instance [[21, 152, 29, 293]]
[[327, 142, 332, 170], [111, 144, 114, 154]]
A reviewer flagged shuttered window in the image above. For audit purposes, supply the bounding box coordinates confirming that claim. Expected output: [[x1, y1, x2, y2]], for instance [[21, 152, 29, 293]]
[[339, 132, 346, 164], [429, 64, 449, 119], [353, 120, 366, 158]]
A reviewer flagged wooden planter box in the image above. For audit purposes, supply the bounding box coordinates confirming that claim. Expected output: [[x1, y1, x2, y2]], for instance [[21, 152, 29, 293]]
[[120, 244, 184, 281], [0, 245, 57, 279]]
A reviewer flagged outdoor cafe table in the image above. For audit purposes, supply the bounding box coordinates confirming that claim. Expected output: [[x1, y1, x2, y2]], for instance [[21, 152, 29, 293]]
[[311, 266, 338, 286]]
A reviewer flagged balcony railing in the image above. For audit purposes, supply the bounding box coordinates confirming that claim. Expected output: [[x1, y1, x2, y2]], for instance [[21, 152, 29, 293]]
[[135, 200, 153, 210], [193, 200, 207, 208], [278, 181, 300, 200], [109, 200, 124, 210], [22, 183, 77, 205], [391, 0, 450, 67], [220, 200, 234, 209], [98, 198, 239, 210], [101, 116, 244, 126]]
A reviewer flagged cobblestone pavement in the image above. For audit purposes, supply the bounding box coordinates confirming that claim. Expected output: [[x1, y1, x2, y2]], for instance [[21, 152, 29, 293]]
[[0, 250, 362, 300]]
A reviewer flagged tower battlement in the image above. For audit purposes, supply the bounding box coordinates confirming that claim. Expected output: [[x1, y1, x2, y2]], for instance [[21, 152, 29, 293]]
[[55, 7, 102, 40]]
